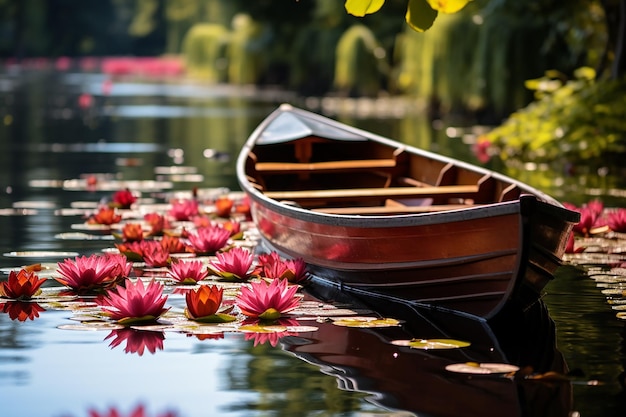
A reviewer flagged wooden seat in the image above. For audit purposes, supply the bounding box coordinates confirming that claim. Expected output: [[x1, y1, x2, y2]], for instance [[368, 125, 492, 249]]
[[264, 184, 480, 203], [255, 159, 396, 174]]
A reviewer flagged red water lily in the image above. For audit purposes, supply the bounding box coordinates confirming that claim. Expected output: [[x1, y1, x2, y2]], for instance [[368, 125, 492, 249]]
[[111, 188, 137, 209], [222, 220, 242, 238], [168, 198, 199, 221], [187, 225, 231, 255], [159, 235, 189, 254], [0, 268, 46, 299], [121, 223, 144, 242], [236, 278, 300, 320], [184, 284, 235, 322], [56, 254, 127, 293], [88, 206, 122, 225], [209, 247, 254, 281], [214, 196, 234, 218], [141, 240, 171, 267], [104, 328, 165, 356], [168, 259, 208, 284], [115, 241, 145, 262], [144, 212, 171, 236], [100, 278, 169, 325], [1, 301, 46, 321], [234, 196, 251, 220]]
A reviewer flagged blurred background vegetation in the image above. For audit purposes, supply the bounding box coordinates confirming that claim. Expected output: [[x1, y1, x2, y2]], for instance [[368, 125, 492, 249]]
[[0, 0, 624, 166]]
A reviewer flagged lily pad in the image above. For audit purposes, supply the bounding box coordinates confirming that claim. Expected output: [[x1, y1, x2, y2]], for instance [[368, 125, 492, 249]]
[[239, 324, 287, 333], [391, 338, 471, 349], [445, 362, 519, 374], [58, 322, 125, 331], [332, 317, 401, 328], [186, 312, 237, 323]]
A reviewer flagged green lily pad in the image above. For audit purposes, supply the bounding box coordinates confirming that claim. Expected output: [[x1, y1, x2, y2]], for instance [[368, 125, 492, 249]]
[[239, 324, 287, 333], [188, 312, 237, 323], [391, 338, 471, 349], [445, 362, 519, 374], [116, 315, 160, 326], [332, 317, 401, 328]]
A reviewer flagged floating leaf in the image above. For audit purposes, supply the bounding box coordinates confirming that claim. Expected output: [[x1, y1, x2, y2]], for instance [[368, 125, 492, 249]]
[[445, 362, 519, 374], [332, 316, 401, 328], [186, 312, 237, 323], [58, 322, 125, 331], [116, 315, 160, 326], [239, 324, 287, 333], [284, 325, 319, 333], [391, 338, 470, 349]]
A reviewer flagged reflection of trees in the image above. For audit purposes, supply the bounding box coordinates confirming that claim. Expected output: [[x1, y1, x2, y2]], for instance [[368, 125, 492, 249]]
[[544, 265, 625, 417], [224, 341, 369, 415]]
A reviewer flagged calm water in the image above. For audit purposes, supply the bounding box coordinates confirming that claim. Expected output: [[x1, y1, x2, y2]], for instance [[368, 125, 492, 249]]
[[1, 70, 625, 417]]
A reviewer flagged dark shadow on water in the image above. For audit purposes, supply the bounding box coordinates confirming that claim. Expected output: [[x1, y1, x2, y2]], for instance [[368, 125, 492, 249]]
[[297, 282, 573, 417]]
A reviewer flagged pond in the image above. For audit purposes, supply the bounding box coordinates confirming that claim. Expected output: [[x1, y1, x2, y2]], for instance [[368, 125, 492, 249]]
[[1, 68, 625, 417]]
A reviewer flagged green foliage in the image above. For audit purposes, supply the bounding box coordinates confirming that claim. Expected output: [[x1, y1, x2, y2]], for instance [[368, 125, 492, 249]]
[[182, 23, 229, 81], [333, 24, 388, 95], [484, 68, 626, 165]]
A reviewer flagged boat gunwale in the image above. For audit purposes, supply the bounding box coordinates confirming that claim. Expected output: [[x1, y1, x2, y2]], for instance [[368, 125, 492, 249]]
[[237, 104, 579, 229]]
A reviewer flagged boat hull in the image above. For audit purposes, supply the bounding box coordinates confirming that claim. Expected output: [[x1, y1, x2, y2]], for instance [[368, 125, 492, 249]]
[[238, 104, 580, 319]]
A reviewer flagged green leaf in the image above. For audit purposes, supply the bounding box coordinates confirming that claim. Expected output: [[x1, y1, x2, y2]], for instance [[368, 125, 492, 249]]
[[345, 0, 385, 17], [190, 313, 237, 323], [406, 0, 438, 32], [426, 0, 471, 14], [391, 338, 471, 349]]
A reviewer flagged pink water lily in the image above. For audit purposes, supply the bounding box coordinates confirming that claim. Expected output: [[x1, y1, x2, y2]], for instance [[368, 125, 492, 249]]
[[56, 254, 127, 293], [256, 252, 308, 283], [236, 278, 300, 320], [168, 198, 199, 221], [209, 247, 254, 281], [168, 259, 208, 284], [187, 225, 231, 255], [100, 279, 169, 325], [607, 208, 626, 233]]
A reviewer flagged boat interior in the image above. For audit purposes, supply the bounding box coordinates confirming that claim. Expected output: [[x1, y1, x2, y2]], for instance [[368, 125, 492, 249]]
[[245, 136, 524, 215]]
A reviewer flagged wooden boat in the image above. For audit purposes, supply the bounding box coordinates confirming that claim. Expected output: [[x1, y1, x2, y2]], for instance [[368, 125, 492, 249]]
[[237, 104, 580, 319]]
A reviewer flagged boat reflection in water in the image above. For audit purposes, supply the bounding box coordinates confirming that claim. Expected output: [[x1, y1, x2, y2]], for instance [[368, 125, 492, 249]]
[[282, 284, 572, 417]]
